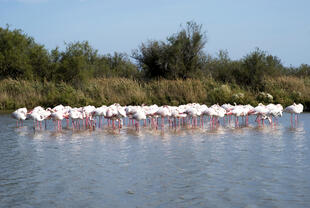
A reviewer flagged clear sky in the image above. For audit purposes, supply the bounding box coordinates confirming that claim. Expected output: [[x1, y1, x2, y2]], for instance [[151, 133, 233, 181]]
[[0, 0, 309, 66]]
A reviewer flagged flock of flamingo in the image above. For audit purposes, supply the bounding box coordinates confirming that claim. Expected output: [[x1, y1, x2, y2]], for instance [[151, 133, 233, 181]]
[[11, 103, 303, 132]]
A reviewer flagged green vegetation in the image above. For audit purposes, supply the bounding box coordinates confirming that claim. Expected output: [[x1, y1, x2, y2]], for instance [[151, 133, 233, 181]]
[[132, 22, 206, 80], [1, 22, 310, 111]]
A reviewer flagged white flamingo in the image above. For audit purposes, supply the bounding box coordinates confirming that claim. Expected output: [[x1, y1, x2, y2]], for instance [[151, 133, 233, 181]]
[[284, 103, 303, 125], [11, 102, 304, 132], [12, 107, 27, 127], [131, 108, 146, 131], [155, 106, 171, 129]]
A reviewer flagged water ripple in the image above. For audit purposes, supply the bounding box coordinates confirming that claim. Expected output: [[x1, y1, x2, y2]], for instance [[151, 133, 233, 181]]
[[0, 114, 310, 207]]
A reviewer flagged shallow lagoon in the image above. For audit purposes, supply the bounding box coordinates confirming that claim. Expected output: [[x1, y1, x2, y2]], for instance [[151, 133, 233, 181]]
[[0, 114, 310, 208]]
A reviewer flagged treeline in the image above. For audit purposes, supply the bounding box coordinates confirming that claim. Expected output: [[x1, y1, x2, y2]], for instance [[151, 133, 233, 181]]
[[1, 22, 310, 110], [0, 25, 139, 85]]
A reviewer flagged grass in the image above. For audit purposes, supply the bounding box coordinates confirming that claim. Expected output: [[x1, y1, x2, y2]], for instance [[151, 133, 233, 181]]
[[0, 76, 309, 111]]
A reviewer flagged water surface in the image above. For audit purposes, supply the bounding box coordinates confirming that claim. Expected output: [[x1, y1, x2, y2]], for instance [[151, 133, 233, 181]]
[[0, 114, 310, 207]]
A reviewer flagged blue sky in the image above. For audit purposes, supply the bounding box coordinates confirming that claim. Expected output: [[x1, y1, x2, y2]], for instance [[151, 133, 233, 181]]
[[0, 0, 309, 66]]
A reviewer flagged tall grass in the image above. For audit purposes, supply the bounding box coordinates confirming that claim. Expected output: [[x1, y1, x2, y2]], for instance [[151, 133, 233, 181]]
[[263, 76, 310, 108], [85, 78, 147, 106], [1, 76, 309, 111]]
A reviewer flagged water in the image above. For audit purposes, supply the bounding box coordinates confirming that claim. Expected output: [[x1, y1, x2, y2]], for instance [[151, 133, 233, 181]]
[[0, 114, 310, 208]]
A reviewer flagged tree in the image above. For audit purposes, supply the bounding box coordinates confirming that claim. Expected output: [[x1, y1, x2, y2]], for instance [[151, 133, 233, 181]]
[[132, 40, 168, 78], [56, 41, 98, 86], [167, 21, 207, 79], [295, 64, 310, 77], [104, 52, 139, 78], [0, 25, 49, 80], [236, 48, 284, 90], [133, 21, 207, 79]]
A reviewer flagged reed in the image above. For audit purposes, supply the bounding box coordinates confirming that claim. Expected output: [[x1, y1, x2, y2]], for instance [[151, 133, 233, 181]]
[[1, 76, 310, 111], [263, 76, 310, 108]]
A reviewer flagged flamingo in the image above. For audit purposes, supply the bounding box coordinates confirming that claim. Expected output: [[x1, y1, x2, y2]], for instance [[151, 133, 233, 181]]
[[252, 104, 270, 126], [93, 105, 107, 128], [51, 110, 68, 131], [222, 103, 234, 124], [212, 105, 226, 126], [28, 110, 45, 130], [203, 107, 217, 127], [170, 106, 187, 128], [143, 104, 159, 128], [131, 108, 146, 131], [69, 108, 83, 130], [155, 106, 171, 130], [105, 105, 119, 129], [115, 104, 127, 129], [266, 104, 283, 126], [11, 102, 303, 132], [12, 107, 27, 127], [185, 104, 202, 128], [227, 105, 245, 127], [27, 106, 48, 129], [82, 105, 96, 129], [284, 103, 303, 126]]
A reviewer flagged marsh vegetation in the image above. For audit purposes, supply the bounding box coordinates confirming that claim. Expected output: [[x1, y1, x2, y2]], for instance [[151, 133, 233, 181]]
[[1, 22, 309, 110]]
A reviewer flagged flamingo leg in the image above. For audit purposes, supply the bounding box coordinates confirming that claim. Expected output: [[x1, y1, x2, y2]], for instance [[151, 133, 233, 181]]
[[174, 118, 176, 129], [72, 120, 75, 130], [192, 117, 194, 128], [161, 117, 164, 129], [135, 120, 139, 132]]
